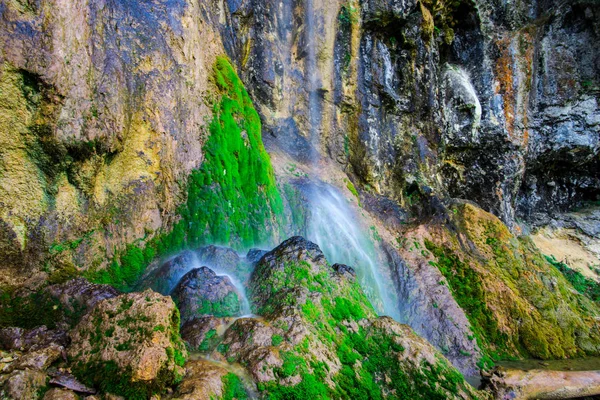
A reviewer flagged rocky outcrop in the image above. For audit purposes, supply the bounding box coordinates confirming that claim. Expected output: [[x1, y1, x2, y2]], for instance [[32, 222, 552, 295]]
[[68, 290, 187, 399], [205, 236, 480, 399], [485, 367, 600, 400], [167, 359, 245, 400], [397, 202, 600, 365], [172, 267, 242, 323]]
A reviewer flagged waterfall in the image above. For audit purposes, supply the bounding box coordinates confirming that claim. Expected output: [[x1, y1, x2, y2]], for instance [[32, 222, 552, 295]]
[[299, 1, 399, 320], [304, 183, 399, 319]]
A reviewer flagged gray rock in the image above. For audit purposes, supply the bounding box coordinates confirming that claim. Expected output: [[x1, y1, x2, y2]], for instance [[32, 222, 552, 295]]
[[1, 368, 47, 399], [0, 326, 67, 352], [172, 267, 242, 323]]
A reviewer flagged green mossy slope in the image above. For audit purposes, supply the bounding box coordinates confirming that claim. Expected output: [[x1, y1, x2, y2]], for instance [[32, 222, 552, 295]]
[[216, 237, 479, 400], [89, 57, 283, 290], [422, 203, 600, 365]]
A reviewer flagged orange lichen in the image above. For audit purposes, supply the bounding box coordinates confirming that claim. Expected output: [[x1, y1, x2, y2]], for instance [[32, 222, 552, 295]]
[[495, 28, 535, 147]]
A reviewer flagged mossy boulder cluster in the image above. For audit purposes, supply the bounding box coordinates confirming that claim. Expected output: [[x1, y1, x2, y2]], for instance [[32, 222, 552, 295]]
[[68, 290, 187, 398], [185, 237, 480, 399]]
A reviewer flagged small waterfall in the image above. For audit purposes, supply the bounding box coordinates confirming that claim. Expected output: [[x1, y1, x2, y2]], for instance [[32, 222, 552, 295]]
[[305, 183, 399, 320], [300, 1, 399, 320], [189, 253, 253, 317]]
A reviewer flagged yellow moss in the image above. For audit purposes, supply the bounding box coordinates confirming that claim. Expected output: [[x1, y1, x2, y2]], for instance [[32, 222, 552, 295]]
[[0, 64, 49, 249], [55, 173, 82, 223], [93, 115, 162, 207], [421, 202, 600, 360], [420, 3, 434, 40]]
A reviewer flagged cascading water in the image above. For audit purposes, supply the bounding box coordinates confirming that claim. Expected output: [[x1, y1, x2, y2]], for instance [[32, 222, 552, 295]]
[[305, 183, 400, 320], [300, 0, 399, 320]]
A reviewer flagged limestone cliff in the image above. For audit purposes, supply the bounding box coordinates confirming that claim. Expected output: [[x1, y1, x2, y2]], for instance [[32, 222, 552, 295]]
[[0, 0, 599, 398]]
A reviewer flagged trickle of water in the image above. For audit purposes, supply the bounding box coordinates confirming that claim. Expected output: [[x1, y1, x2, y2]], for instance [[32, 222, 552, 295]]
[[305, 183, 399, 320], [189, 253, 253, 317]]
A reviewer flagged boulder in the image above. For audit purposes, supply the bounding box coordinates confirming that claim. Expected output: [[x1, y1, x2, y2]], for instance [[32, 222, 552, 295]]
[[43, 388, 79, 400], [137, 251, 197, 295], [0, 326, 68, 352], [44, 278, 119, 328], [169, 359, 246, 400], [68, 290, 187, 399], [214, 236, 479, 399], [0, 368, 47, 399], [172, 267, 242, 323], [180, 316, 234, 352]]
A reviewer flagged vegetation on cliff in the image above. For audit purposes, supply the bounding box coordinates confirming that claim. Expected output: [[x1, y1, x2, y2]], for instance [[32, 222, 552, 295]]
[[211, 237, 479, 399], [88, 57, 283, 290], [423, 203, 600, 365]]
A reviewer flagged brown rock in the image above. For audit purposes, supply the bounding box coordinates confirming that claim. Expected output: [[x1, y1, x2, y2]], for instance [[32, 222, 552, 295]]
[[170, 359, 229, 400], [68, 290, 186, 397], [180, 316, 234, 352], [485, 367, 600, 399], [43, 388, 79, 400], [1, 368, 47, 399], [12, 344, 63, 371]]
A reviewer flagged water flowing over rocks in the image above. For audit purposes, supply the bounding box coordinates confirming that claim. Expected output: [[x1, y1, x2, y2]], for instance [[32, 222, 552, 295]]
[[172, 267, 243, 323], [0, 0, 598, 398]]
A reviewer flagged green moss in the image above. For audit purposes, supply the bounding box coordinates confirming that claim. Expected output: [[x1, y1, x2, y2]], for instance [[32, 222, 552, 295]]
[[221, 373, 248, 400], [545, 255, 600, 302], [199, 329, 219, 352], [271, 334, 284, 346], [249, 246, 473, 399], [73, 360, 173, 400], [0, 288, 85, 329], [425, 240, 508, 367], [345, 180, 360, 205], [184, 56, 284, 249], [87, 56, 284, 290]]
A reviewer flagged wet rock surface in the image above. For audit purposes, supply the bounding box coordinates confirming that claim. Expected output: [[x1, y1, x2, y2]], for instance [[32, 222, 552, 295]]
[[484, 367, 600, 400], [172, 267, 242, 323], [180, 316, 234, 352], [166, 359, 230, 400], [211, 236, 480, 399]]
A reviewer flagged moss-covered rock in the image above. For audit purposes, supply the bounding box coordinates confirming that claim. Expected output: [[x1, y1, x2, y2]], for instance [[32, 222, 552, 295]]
[[68, 290, 187, 399], [172, 267, 242, 323], [167, 359, 248, 400], [205, 236, 480, 399], [410, 202, 600, 364]]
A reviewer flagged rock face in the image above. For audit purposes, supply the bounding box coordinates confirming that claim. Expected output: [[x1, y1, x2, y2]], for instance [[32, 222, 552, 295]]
[[0, 0, 599, 396], [395, 202, 600, 367], [68, 290, 187, 399], [171, 267, 242, 323]]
